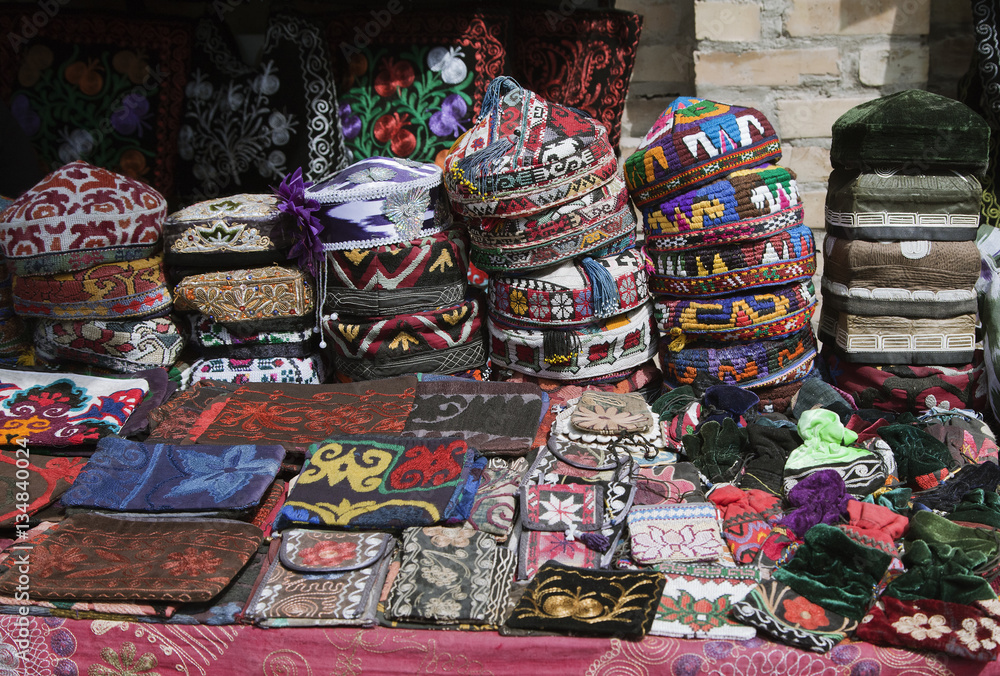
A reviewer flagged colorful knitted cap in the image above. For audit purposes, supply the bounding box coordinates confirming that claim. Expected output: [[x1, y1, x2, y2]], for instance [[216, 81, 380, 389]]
[[487, 302, 658, 381], [654, 280, 817, 348], [831, 90, 990, 174], [173, 265, 314, 330], [468, 171, 637, 272], [163, 193, 295, 268], [443, 76, 618, 219], [325, 227, 468, 317], [659, 327, 817, 391], [643, 164, 801, 246], [818, 308, 977, 366], [324, 298, 486, 380], [826, 169, 982, 241], [625, 97, 781, 210], [488, 248, 649, 329], [0, 161, 165, 276], [34, 317, 184, 373], [649, 222, 816, 297], [822, 236, 980, 318], [13, 254, 170, 320]]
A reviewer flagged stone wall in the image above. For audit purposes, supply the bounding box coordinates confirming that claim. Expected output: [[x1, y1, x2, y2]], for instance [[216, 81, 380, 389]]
[[618, 0, 975, 232]]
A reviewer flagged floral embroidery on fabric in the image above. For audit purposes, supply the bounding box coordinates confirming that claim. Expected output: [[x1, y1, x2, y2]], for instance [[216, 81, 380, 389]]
[[89, 641, 159, 676], [782, 596, 829, 632], [891, 612, 952, 641], [164, 547, 221, 577], [296, 540, 358, 568], [957, 616, 1000, 651]]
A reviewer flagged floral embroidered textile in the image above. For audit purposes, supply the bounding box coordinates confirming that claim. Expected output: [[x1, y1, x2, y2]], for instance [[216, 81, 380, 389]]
[[0, 452, 87, 527], [650, 563, 760, 640], [627, 503, 726, 565]]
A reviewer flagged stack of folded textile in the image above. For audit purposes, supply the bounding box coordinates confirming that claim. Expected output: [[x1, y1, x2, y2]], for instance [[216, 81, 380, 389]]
[[624, 98, 818, 411], [280, 157, 486, 380], [0, 161, 183, 374], [819, 91, 990, 413], [443, 76, 658, 387], [164, 193, 323, 385]]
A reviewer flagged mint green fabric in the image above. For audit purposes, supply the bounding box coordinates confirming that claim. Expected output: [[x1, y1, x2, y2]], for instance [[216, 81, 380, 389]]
[[785, 409, 866, 472]]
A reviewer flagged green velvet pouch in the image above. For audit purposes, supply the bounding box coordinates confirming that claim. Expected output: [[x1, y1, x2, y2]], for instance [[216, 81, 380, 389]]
[[907, 510, 1000, 560], [681, 418, 747, 484], [772, 524, 891, 622], [885, 539, 996, 603], [878, 425, 956, 489], [948, 488, 1000, 530]]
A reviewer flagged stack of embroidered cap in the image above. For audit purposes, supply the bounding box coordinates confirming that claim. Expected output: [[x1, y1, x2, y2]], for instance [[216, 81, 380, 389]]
[[280, 157, 486, 380], [443, 76, 658, 385], [624, 98, 819, 409], [820, 90, 990, 412], [0, 161, 184, 374], [164, 192, 323, 386]]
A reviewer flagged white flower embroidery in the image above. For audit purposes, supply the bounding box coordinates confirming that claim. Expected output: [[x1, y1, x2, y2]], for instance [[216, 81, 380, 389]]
[[891, 613, 951, 641], [957, 616, 1000, 652], [539, 494, 582, 527]]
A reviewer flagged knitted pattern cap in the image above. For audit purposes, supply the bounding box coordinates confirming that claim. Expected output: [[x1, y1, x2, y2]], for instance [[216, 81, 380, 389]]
[[443, 76, 618, 219], [625, 97, 781, 210], [0, 161, 166, 277], [830, 90, 991, 174]]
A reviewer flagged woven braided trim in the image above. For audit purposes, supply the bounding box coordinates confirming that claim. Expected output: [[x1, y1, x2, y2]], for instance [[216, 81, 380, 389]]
[[659, 328, 817, 390], [471, 213, 637, 273], [332, 339, 486, 381], [820, 279, 978, 319], [654, 281, 817, 342], [488, 249, 649, 328], [645, 204, 803, 252], [326, 282, 467, 317], [629, 142, 782, 209], [487, 302, 658, 380], [7, 243, 162, 279], [14, 288, 171, 320]]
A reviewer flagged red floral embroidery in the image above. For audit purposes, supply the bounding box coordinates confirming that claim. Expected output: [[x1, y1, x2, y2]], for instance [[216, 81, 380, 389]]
[[373, 113, 416, 157], [296, 540, 357, 568], [622, 329, 641, 352], [164, 547, 221, 577], [588, 342, 610, 362], [373, 58, 415, 97], [388, 439, 465, 490], [782, 595, 828, 631]]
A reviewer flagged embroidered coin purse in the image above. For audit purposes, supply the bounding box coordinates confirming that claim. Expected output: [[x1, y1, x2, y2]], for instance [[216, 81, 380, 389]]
[[173, 265, 314, 329]]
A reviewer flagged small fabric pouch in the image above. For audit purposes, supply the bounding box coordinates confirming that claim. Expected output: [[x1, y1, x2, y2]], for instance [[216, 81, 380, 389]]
[[627, 502, 726, 565], [0, 513, 262, 602], [186, 355, 324, 387], [163, 193, 294, 268], [520, 483, 604, 532], [325, 298, 486, 380], [0, 160, 165, 276], [386, 524, 515, 627], [326, 227, 468, 316], [488, 302, 657, 381], [13, 254, 171, 320], [821, 235, 980, 318], [856, 595, 1000, 662], [505, 561, 665, 637], [487, 248, 648, 328], [173, 265, 314, 329], [466, 456, 530, 536], [634, 462, 706, 506], [654, 280, 817, 345], [571, 391, 654, 434], [819, 307, 977, 366], [249, 529, 394, 627], [60, 436, 285, 514], [648, 223, 816, 297], [730, 579, 858, 653], [825, 168, 982, 241], [650, 563, 761, 639], [34, 317, 185, 373], [188, 314, 315, 359], [709, 484, 783, 565]]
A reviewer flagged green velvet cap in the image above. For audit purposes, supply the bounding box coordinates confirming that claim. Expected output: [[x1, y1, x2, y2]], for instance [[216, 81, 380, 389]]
[[831, 90, 990, 174]]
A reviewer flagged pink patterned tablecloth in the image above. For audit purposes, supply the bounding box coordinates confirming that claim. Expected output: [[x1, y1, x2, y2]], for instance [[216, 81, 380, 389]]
[[5, 616, 1000, 676]]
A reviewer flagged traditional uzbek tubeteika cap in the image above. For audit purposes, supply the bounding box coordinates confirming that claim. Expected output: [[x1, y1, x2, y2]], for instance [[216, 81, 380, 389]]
[[821, 235, 981, 318], [324, 298, 486, 380], [831, 90, 990, 174], [825, 169, 982, 241], [487, 302, 658, 381], [325, 228, 469, 317], [467, 171, 638, 273], [33, 317, 185, 373], [163, 193, 295, 268], [13, 254, 171, 320], [187, 315, 316, 359], [0, 161, 165, 276], [487, 248, 649, 329], [443, 76, 618, 219], [625, 98, 781, 212], [173, 265, 314, 330]]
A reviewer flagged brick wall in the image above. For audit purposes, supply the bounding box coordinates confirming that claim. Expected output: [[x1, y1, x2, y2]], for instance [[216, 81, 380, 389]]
[[618, 0, 975, 233]]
